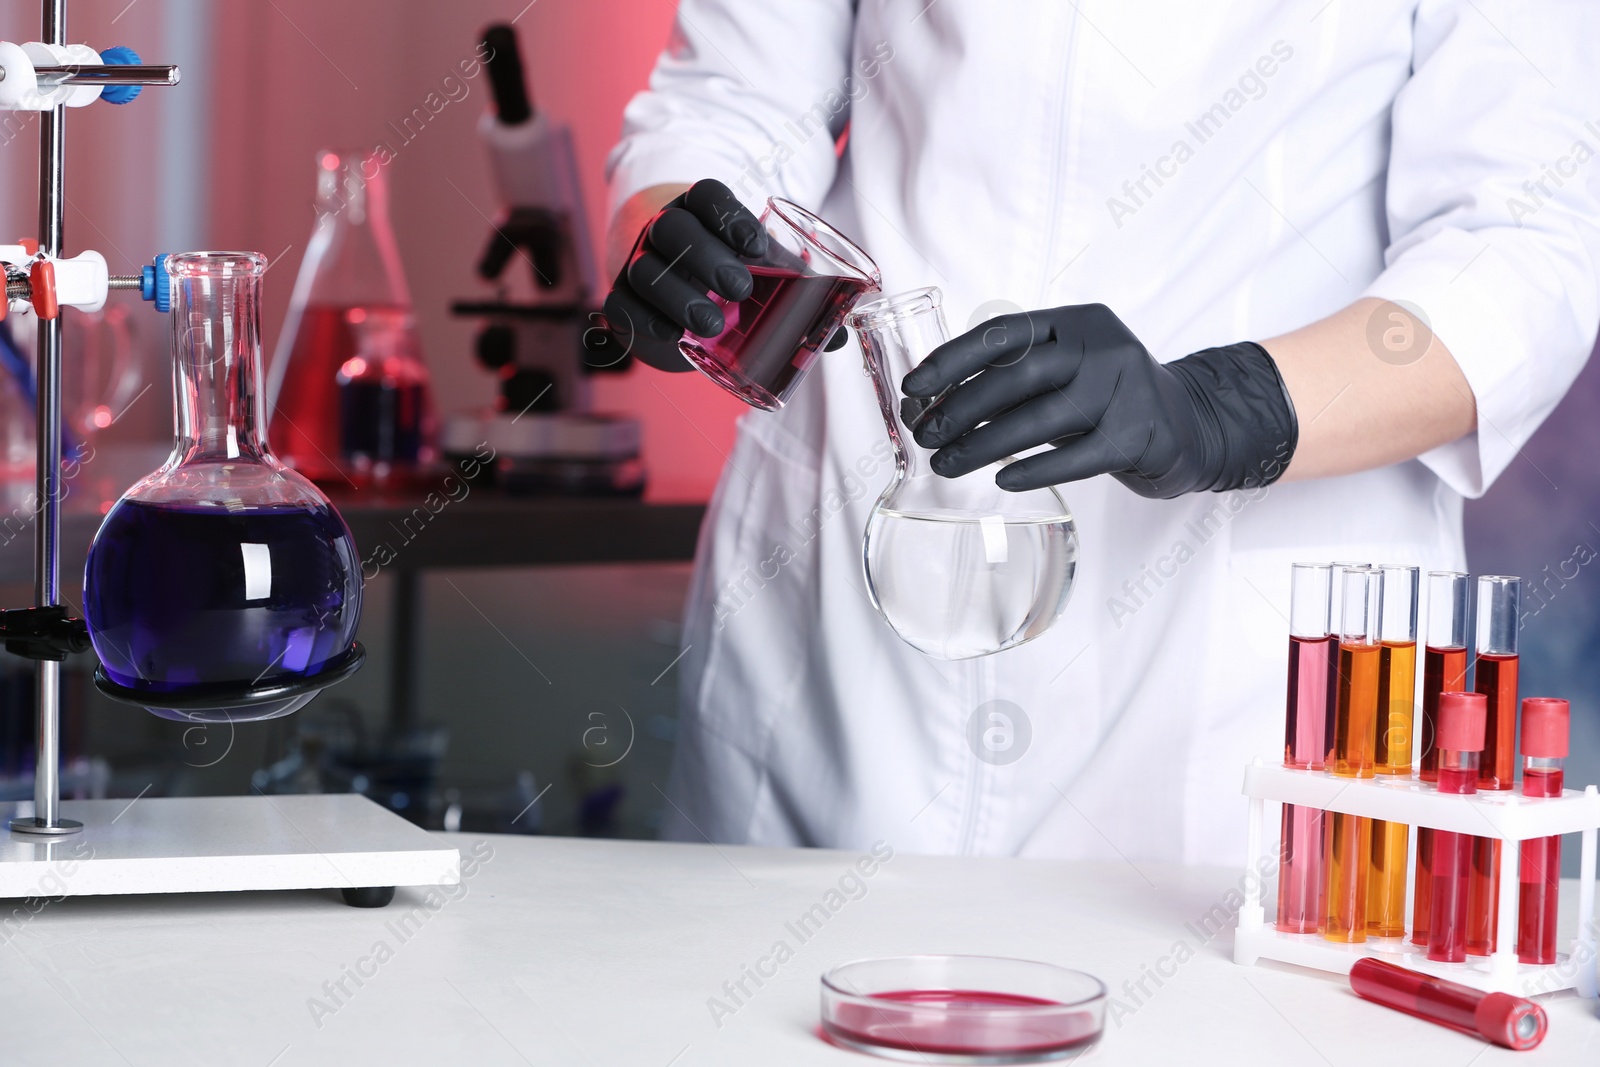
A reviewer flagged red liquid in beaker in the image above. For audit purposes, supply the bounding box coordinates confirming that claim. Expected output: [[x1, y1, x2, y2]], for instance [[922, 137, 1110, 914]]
[[272, 305, 406, 483], [688, 267, 873, 409], [824, 989, 1101, 1057]]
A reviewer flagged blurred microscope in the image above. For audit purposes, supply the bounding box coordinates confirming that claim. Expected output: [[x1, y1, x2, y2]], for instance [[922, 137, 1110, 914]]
[[447, 23, 643, 496]]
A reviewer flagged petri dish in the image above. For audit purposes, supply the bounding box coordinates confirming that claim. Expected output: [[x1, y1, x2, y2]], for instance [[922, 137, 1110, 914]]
[[820, 955, 1106, 1064]]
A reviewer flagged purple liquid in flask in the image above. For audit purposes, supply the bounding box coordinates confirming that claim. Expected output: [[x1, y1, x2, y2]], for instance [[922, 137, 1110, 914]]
[[84, 251, 364, 722], [85, 500, 361, 710]]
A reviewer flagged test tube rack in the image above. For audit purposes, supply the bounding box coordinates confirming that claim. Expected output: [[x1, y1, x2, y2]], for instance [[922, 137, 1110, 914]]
[[0, 0, 458, 906], [1234, 759, 1600, 998]]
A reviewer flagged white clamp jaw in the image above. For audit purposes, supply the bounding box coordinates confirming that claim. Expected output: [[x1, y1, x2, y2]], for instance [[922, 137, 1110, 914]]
[[2, 247, 110, 317], [0, 42, 106, 110]]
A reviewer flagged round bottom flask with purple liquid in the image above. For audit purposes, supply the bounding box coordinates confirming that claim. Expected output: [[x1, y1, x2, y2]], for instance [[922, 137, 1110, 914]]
[[84, 252, 364, 722]]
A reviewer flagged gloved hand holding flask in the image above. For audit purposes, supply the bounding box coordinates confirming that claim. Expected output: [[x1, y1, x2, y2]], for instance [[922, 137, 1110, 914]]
[[902, 303, 1299, 496]]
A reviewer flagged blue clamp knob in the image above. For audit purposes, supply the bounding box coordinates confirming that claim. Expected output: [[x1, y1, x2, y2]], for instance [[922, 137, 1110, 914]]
[[99, 47, 143, 105], [140, 254, 171, 312]]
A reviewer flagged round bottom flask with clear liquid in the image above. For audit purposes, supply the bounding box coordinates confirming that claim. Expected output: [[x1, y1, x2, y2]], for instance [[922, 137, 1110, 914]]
[[84, 252, 364, 722], [851, 288, 1077, 660]]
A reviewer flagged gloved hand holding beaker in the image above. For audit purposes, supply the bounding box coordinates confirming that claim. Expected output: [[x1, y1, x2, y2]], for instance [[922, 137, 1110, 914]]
[[902, 303, 1300, 498], [601, 178, 769, 372]]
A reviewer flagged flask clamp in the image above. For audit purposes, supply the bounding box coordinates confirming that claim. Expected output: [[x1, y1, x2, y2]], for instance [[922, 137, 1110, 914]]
[[2, 248, 171, 319], [0, 605, 91, 661]]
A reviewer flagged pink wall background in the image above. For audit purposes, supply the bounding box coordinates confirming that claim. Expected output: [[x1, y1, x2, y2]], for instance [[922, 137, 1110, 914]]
[[2, 0, 745, 503]]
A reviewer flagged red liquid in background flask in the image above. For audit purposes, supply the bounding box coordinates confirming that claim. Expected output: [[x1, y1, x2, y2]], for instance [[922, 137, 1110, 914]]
[[825, 990, 1101, 1057], [271, 305, 393, 483], [688, 267, 874, 410], [273, 304, 433, 486]]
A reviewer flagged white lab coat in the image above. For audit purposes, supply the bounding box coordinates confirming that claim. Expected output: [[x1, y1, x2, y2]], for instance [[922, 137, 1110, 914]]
[[607, 1, 1600, 864]]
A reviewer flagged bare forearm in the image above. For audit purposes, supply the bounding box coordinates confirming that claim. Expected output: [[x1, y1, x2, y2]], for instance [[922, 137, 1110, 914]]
[[604, 183, 692, 279], [1263, 297, 1476, 482]]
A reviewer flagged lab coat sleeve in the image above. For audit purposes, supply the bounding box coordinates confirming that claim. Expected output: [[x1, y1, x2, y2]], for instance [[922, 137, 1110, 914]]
[[605, 0, 857, 219], [1360, 0, 1600, 498]]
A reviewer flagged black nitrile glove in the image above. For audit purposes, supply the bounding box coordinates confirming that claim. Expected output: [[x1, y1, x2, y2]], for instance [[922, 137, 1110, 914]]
[[601, 179, 767, 372], [901, 303, 1298, 498], [600, 178, 849, 372]]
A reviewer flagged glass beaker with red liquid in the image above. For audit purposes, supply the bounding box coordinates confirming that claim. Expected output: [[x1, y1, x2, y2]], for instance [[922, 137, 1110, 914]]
[[84, 253, 364, 723], [268, 148, 436, 485], [820, 956, 1105, 1063], [678, 198, 880, 411], [336, 307, 436, 484]]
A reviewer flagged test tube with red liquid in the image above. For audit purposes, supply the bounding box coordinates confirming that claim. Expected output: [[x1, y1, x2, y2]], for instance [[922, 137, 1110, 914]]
[[1468, 575, 1520, 956], [1349, 958, 1547, 1051], [1517, 697, 1568, 965], [1428, 691, 1486, 963], [1368, 565, 1418, 938], [1324, 565, 1381, 943], [1413, 570, 1469, 947], [1278, 563, 1336, 934]]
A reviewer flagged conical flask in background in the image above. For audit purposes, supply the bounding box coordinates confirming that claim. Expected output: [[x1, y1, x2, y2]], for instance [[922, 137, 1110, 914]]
[[85, 252, 365, 722], [267, 149, 437, 487], [850, 287, 1078, 660]]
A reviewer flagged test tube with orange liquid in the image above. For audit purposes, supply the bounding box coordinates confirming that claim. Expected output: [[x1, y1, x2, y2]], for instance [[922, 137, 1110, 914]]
[[1324, 565, 1380, 943], [1367, 565, 1417, 938]]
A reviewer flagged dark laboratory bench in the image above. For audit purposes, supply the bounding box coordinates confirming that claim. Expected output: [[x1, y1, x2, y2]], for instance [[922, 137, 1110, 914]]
[[0, 478, 705, 733], [0, 491, 706, 587]]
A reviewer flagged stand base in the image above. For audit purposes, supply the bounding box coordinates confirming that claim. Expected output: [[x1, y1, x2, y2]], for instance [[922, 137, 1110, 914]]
[[1234, 924, 1586, 998], [8, 815, 83, 835], [0, 794, 458, 901]]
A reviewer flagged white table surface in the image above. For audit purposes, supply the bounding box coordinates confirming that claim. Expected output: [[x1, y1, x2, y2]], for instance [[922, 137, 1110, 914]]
[[2, 832, 1595, 1066]]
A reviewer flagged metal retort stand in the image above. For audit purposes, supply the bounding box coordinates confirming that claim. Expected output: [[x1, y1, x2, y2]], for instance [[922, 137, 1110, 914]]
[[0, 0, 457, 906]]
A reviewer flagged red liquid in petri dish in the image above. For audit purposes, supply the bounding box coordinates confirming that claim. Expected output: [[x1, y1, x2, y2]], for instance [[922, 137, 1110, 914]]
[[824, 989, 1101, 1057], [686, 267, 874, 410]]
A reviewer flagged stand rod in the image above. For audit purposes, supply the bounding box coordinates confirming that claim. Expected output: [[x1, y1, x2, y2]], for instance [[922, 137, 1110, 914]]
[[13, 0, 81, 836]]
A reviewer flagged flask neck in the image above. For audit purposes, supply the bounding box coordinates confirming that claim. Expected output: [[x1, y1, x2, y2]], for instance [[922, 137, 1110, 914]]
[[168, 253, 271, 464], [303, 149, 413, 309], [852, 288, 950, 481]]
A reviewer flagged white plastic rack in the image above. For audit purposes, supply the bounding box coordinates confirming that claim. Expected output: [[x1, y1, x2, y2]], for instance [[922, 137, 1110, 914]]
[[1234, 759, 1600, 998]]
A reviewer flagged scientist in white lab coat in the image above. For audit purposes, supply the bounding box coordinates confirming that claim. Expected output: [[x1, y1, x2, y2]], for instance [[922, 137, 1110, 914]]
[[600, 2, 1600, 863]]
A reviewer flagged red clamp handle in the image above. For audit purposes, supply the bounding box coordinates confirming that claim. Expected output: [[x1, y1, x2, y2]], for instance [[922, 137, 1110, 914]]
[[29, 259, 58, 320]]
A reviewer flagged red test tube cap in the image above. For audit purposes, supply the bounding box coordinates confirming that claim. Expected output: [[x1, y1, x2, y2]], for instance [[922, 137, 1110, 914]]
[[1438, 691, 1486, 752], [1350, 959, 1547, 1052], [1476, 992, 1548, 1052], [1520, 698, 1569, 759]]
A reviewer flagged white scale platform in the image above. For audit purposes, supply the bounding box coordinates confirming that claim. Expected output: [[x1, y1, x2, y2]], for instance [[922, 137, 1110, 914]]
[[0, 794, 460, 899], [1235, 760, 1600, 998]]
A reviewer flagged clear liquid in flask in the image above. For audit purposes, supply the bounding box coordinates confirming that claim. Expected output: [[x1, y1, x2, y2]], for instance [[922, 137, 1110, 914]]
[[864, 508, 1076, 660]]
